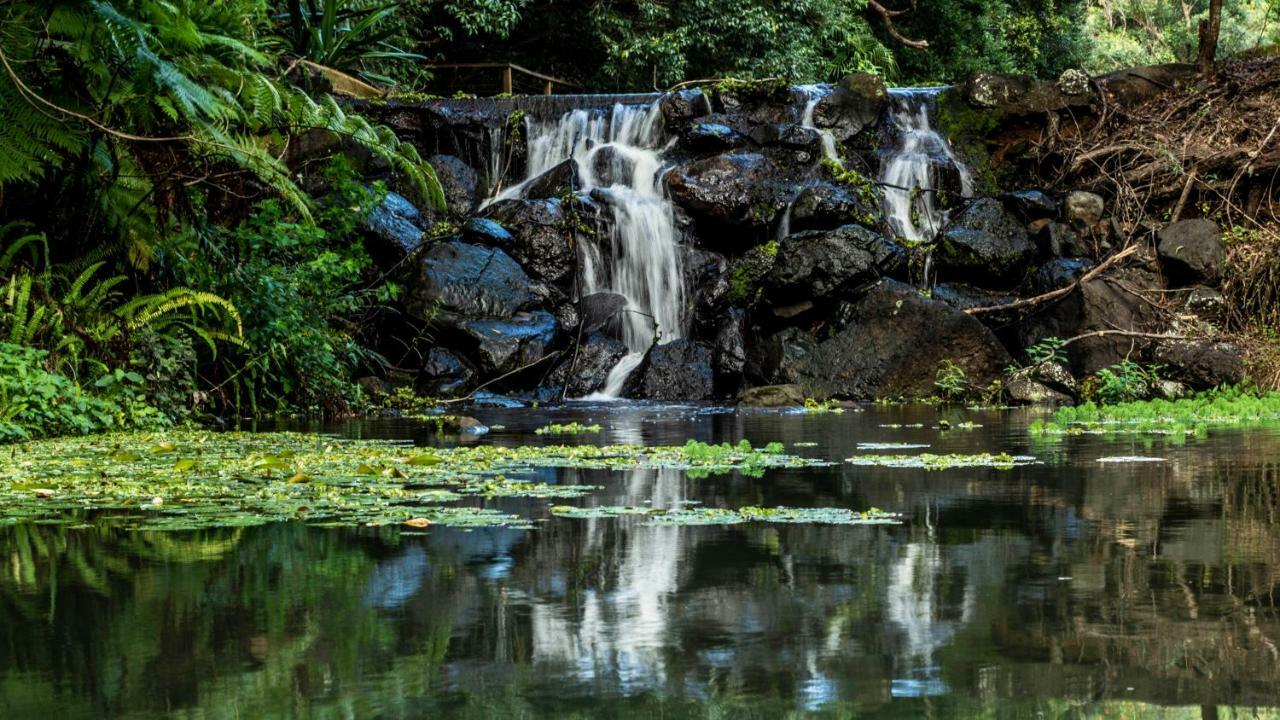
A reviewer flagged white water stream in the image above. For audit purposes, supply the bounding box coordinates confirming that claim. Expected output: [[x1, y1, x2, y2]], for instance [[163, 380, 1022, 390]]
[[878, 88, 974, 244], [490, 103, 685, 399]]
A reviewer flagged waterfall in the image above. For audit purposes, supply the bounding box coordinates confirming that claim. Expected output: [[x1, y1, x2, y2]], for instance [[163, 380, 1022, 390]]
[[878, 88, 974, 244], [489, 103, 685, 399], [796, 84, 839, 163]]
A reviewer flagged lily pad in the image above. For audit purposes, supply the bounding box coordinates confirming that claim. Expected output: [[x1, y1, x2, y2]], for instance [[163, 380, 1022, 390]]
[[845, 452, 1038, 470]]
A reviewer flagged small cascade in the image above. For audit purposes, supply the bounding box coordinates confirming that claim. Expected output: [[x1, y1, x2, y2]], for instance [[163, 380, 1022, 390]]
[[489, 103, 685, 399], [878, 88, 974, 244], [796, 85, 839, 163]]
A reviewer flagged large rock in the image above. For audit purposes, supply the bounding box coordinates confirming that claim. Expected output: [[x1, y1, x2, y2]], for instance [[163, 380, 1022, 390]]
[[479, 199, 576, 286], [788, 181, 878, 233], [812, 73, 887, 142], [1157, 219, 1225, 284], [361, 191, 427, 265], [661, 87, 713, 125], [457, 310, 559, 375], [549, 333, 631, 398], [1001, 190, 1057, 223], [636, 339, 715, 401], [428, 154, 479, 214], [756, 280, 1011, 399], [766, 225, 903, 301], [1154, 339, 1245, 389], [666, 152, 780, 228], [1016, 266, 1165, 376], [519, 159, 579, 199], [682, 122, 748, 153], [935, 198, 1035, 284], [738, 384, 805, 407], [1034, 258, 1094, 293], [407, 241, 534, 323], [1004, 372, 1074, 405]]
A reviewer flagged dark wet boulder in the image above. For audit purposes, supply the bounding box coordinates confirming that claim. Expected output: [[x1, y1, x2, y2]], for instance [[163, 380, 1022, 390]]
[[1016, 266, 1165, 376], [437, 415, 489, 436], [578, 292, 629, 335], [666, 152, 781, 228], [519, 159, 579, 200], [681, 122, 747, 153], [661, 87, 713, 124], [1001, 190, 1058, 223], [406, 241, 534, 323], [462, 217, 513, 245], [788, 181, 878, 233], [1154, 339, 1245, 389], [936, 198, 1035, 284], [756, 280, 1011, 400], [479, 199, 575, 286], [548, 333, 631, 398], [361, 190, 427, 266], [419, 348, 474, 396], [1034, 258, 1094, 293], [636, 339, 715, 401], [457, 310, 559, 376], [813, 73, 887, 142], [766, 225, 903, 302], [1037, 221, 1095, 258], [587, 145, 634, 187], [428, 154, 479, 214], [748, 123, 820, 151], [738, 384, 805, 407], [1157, 219, 1225, 285]]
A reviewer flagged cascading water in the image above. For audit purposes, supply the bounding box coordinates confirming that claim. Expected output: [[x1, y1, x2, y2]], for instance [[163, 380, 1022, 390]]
[[878, 88, 974, 244], [489, 103, 685, 399], [796, 84, 839, 163]]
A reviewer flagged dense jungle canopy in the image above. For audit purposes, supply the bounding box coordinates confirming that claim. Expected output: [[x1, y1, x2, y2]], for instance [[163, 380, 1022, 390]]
[[0, 0, 1276, 440]]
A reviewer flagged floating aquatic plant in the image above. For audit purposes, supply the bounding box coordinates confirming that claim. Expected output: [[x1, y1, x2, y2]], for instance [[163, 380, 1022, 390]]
[[534, 422, 602, 435], [1032, 387, 1280, 437], [802, 398, 844, 414], [856, 442, 931, 450], [0, 432, 832, 530], [1096, 456, 1166, 463], [845, 452, 1038, 470]]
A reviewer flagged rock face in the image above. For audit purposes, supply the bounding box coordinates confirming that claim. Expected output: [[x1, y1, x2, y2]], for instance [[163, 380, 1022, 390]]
[[1017, 267, 1165, 376], [1062, 191, 1105, 229], [1154, 339, 1245, 389], [766, 225, 902, 301], [756, 280, 1011, 399], [812, 73, 887, 141], [457, 311, 558, 375], [479, 199, 576, 286], [935, 198, 1035, 283], [428, 154, 479, 214], [407, 241, 534, 323], [419, 348, 474, 395], [1157, 219, 1225, 284], [637, 339, 714, 401]]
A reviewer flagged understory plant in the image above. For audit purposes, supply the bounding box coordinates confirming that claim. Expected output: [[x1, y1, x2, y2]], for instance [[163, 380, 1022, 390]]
[[1086, 359, 1163, 404]]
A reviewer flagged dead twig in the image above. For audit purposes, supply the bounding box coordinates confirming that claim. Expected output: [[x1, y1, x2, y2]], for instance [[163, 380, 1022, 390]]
[[966, 245, 1141, 316]]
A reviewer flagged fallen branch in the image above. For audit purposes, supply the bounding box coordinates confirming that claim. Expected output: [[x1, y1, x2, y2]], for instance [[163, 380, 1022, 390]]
[[966, 245, 1140, 316], [440, 350, 564, 405], [1057, 328, 1184, 348]]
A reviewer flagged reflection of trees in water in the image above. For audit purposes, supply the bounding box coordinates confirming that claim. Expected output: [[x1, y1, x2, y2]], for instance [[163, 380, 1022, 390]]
[[3, 428, 1280, 714]]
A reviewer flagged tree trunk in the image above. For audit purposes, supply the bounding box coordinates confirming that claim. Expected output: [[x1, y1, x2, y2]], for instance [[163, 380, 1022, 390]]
[[1197, 0, 1223, 77]]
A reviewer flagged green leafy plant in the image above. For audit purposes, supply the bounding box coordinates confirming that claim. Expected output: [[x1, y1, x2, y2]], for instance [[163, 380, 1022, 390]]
[[1027, 336, 1067, 365], [1087, 359, 1163, 404], [271, 0, 425, 85], [934, 359, 970, 400]]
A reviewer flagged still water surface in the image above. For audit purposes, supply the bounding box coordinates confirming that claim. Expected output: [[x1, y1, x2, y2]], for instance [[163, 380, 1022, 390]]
[[2, 403, 1279, 718]]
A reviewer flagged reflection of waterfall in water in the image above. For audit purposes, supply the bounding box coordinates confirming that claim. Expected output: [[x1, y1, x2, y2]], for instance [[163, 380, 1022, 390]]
[[529, 468, 687, 690], [878, 88, 974, 245], [885, 535, 976, 698], [796, 84, 840, 163], [489, 104, 685, 399]]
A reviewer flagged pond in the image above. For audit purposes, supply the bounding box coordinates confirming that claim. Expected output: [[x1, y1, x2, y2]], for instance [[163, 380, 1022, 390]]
[[1, 403, 1279, 718]]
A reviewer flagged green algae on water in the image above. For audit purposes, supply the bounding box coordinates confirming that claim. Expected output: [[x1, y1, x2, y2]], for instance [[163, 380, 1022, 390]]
[[845, 452, 1038, 470], [534, 422, 602, 435], [0, 432, 833, 531]]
